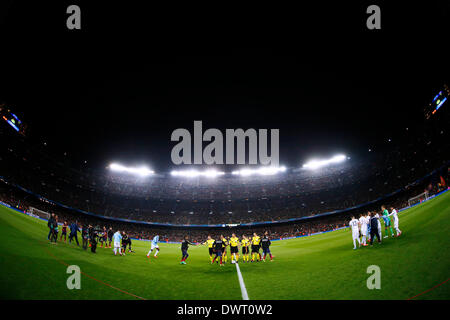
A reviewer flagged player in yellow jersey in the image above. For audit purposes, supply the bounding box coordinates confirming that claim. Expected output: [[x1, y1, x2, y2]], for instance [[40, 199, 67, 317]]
[[241, 235, 250, 262], [251, 232, 261, 262], [229, 233, 240, 263], [203, 235, 216, 263], [222, 236, 229, 263]]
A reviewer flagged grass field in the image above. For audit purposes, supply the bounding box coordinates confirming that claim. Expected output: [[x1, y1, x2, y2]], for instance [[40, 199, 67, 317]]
[[0, 192, 449, 300]]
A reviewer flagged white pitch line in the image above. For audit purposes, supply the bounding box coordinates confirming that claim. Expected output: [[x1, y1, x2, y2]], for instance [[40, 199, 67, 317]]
[[235, 262, 249, 300]]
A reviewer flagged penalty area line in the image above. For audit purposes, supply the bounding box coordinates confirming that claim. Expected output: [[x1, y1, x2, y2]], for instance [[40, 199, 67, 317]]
[[235, 262, 249, 300]]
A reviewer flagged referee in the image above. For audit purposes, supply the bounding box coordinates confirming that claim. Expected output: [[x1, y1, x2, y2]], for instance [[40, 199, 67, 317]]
[[251, 232, 261, 262]]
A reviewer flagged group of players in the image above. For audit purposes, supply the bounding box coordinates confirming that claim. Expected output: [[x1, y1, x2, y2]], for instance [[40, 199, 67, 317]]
[[143, 232, 274, 266], [47, 206, 402, 261], [46, 213, 133, 254], [47, 205, 402, 261], [110, 229, 134, 255], [202, 232, 273, 266], [349, 205, 402, 249]]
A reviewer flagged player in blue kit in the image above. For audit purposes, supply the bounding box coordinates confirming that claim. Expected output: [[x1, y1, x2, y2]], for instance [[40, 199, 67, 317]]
[[147, 235, 160, 259]]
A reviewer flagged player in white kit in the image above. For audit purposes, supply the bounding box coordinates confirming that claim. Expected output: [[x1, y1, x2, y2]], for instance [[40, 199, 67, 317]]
[[359, 214, 368, 246], [389, 207, 402, 236], [365, 213, 371, 245], [147, 235, 160, 258], [349, 216, 361, 250], [375, 212, 382, 241]]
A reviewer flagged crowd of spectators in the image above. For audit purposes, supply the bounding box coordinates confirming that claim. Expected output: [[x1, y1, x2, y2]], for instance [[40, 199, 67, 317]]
[[0, 136, 448, 225], [0, 103, 448, 226], [0, 176, 446, 243]]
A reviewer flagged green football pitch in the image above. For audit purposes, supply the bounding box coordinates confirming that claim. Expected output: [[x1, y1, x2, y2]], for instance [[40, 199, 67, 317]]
[[0, 192, 449, 300]]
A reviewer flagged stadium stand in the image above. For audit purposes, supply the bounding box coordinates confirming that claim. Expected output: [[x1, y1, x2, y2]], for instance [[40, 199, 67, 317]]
[[0, 103, 448, 241]]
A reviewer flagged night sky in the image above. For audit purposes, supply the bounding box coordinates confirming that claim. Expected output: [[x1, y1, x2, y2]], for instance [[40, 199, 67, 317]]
[[1, 2, 449, 172]]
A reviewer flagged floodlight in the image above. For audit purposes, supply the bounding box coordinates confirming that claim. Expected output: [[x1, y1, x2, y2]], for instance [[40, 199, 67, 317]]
[[171, 169, 225, 178], [109, 163, 154, 177], [231, 166, 287, 176], [302, 154, 346, 170]]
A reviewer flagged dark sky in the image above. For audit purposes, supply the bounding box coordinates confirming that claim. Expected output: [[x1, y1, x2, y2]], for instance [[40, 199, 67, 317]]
[[1, 2, 449, 172]]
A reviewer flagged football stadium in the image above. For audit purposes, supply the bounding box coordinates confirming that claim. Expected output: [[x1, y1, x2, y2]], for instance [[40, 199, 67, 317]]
[[0, 82, 449, 300], [1, 4, 450, 312]]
